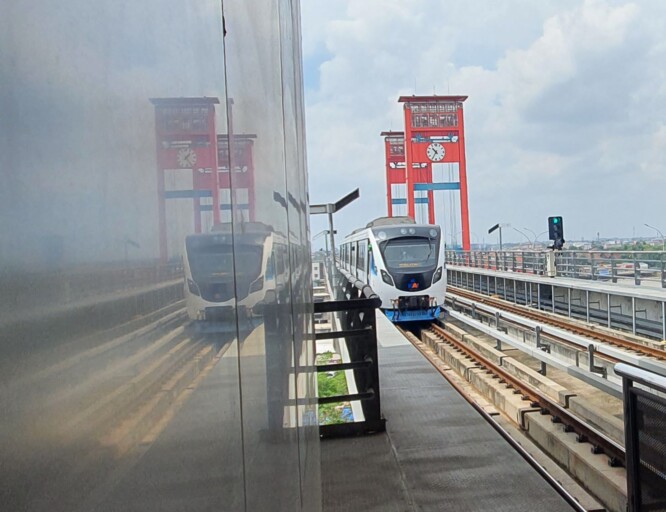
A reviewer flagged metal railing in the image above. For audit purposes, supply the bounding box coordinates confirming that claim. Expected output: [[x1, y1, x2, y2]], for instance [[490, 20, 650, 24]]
[[446, 250, 547, 275], [0, 261, 184, 319], [314, 265, 385, 437], [556, 251, 666, 288], [615, 363, 666, 511], [446, 250, 666, 288]]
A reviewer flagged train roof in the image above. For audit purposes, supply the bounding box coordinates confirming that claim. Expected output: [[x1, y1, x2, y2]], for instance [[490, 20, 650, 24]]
[[365, 216, 415, 228], [346, 221, 440, 239], [185, 222, 278, 245], [209, 221, 274, 234]]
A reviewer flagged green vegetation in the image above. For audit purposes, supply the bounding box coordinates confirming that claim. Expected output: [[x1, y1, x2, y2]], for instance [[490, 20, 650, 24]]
[[316, 351, 352, 425]]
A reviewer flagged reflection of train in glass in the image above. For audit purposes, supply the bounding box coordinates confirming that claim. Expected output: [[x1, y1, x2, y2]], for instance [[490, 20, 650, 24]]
[[340, 217, 446, 322], [183, 223, 288, 331]]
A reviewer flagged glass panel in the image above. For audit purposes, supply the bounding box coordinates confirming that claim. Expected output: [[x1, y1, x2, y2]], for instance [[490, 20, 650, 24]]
[[222, 0, 319, 510], [2, 1, 318, 509]]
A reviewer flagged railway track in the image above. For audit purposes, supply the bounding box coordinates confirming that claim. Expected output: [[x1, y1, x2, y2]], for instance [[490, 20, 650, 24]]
[[397, 320, 632, 511], [428, 322, 624, 464], [448, 285, 666, 361]]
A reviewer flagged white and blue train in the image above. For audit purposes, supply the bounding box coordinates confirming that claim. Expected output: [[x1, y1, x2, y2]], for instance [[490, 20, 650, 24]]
[[183, 222, 290, 331], [340, 217, 446, 322]]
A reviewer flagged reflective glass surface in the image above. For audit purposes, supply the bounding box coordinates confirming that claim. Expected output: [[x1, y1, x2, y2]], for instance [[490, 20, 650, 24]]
[[0, 1, 319, 510]]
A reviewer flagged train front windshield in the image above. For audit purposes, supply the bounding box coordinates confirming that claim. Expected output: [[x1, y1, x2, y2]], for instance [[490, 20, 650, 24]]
[[187, 240, 263, 301], [380, 237, 437, 269]]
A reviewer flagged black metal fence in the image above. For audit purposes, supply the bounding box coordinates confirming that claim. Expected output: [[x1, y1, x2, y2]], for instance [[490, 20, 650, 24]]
[[616, 363, 666, 511], [315, 264, 385, 437]]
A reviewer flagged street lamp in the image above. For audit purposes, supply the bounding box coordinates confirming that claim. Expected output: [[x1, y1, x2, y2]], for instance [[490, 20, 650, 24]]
[[513, 227, 532, 247], [488, 223, 510, 251], [523, 228, 549, 249], [644, 223, 665, 251], [310, 189, 360, 264], [535, 231, 548, 244], [313, 230, 329, 255]]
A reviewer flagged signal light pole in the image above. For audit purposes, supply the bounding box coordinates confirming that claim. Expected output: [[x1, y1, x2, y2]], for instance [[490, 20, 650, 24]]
[[548, 216, 565, 250]]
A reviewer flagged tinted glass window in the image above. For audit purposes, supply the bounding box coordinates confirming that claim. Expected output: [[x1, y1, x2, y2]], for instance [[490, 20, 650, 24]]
[[187, 241, 262, 282], [381, 237, 437, 268], [358, 240, 366, 271]]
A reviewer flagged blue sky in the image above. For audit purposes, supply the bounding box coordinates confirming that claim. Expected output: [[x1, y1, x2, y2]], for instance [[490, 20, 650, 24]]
[[302, 0, 666, 249]]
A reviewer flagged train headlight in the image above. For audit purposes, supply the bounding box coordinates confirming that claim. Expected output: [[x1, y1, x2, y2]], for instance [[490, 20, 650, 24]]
[[249, 276, 264, 293], [429, 229, 438, 238], [187, 278, 201, 296], [432, 266, 443, 284], [377, 231, 387, 240], [380, 269, 394, 286]]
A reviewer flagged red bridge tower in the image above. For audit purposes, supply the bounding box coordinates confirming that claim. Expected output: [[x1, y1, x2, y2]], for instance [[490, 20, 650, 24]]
[[385, 95, 471, 250]]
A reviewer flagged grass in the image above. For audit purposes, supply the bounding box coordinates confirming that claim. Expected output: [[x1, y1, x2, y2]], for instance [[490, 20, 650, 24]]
[[316, 351, 353, 425]]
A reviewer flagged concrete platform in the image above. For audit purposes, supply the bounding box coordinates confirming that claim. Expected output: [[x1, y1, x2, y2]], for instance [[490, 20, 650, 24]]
[[321, 313, 575, 511]]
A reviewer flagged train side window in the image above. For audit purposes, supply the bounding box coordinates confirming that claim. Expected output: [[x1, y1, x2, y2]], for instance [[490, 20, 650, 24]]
[[351, 243, 357, 275], [276, 249, 286, 276], [357, 241, 366, 276], [266, 253, 275, 281]]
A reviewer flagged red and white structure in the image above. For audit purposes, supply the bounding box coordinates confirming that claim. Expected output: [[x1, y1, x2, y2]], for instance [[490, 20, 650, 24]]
[[383, 95, 471, 250], [150, 97, 256, 261]]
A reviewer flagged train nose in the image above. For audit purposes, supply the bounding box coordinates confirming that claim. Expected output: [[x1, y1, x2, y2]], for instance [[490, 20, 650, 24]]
[[395, 273, 428, 292]]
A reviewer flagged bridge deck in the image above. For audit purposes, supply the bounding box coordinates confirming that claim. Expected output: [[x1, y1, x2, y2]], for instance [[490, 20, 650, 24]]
[[448, 264, 666, 302]]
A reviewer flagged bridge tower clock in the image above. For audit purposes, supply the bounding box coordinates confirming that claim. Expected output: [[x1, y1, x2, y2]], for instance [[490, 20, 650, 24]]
[[397, 95, 471, 250]]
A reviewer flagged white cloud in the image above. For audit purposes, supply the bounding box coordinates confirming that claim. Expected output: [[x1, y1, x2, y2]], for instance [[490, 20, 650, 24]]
[[304, 0, 666, 245]]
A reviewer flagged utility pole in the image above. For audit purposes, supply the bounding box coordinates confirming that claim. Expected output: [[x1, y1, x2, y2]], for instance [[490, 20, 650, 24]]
[[645, 223, 665, 251]]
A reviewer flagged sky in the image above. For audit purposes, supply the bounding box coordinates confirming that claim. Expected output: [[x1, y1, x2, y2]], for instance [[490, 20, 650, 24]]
[[302, 0, 666, 249]]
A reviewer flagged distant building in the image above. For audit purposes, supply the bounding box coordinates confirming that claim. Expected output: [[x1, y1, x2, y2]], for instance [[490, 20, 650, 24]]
[[312, 261, 324, 282]]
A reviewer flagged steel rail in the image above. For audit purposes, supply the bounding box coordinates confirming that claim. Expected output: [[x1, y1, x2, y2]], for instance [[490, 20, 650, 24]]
[[446, 290, 666, 379], [447, 294, 624, 365], [449, 286, 666, 361], [429, 323, 626, 466], [446, 308, 624, 397]]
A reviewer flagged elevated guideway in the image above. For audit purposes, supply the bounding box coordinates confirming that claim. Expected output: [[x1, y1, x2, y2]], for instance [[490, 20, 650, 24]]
[[318, 263, 586, 511], [446, 250, 666, 339]]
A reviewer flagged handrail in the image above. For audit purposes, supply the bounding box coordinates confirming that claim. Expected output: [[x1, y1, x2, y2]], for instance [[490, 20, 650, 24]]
[[615, 363, 666, 392], [446, 249, 666, 288], [338, 267, 379, 299], [616, 363, 666, 511], [315, 264, 385, 438]]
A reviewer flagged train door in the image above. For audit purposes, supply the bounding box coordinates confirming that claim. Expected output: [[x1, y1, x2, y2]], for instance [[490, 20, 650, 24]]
[[351, 242, 357, 277], [357, 240, 367, 283], [367, 240, 375, 285]]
